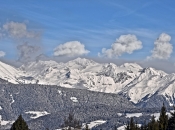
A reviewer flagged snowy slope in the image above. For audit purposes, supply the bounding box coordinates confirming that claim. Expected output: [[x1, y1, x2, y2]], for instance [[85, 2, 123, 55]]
[[18, 58, 144, 93], [1, 58, 175, 106], [0, 61, 23, 84], [119, 67, 174, 104]]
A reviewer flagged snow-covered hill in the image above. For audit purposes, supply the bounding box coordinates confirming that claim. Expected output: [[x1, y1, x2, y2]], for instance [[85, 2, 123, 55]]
[[0, 58, 175, 107], [0, 61, 23, 84]]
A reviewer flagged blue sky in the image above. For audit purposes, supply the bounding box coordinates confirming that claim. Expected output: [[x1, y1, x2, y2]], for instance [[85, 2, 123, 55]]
[[0, 0, 175, 64]]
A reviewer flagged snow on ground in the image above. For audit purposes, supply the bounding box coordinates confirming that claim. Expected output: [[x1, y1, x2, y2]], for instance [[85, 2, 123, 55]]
[[117, 125, 126, 130], [125, 113, 143, 118], [151, 112, 172, 120], [117, 113, 123, 116], [58, 90, 62, 95], [117, 124, 141, 130], [84, 120, 106, 129], [0, 106, 2, 110], [55, 127, 75, 130], [151, 113, 160, 120], [70, 97, 78, 102], [0, 115, 14, 126], [10, 94, 15, 105], [56, 120, 106, 130], [25, 111, 50, 119]]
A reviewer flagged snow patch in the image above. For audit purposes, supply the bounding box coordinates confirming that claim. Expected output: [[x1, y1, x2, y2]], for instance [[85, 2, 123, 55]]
[[151, 112, 172, 120], [117, 113, 123, 116], [25, 111, 50, 119], [117, 124, 141, 130], [0, 115, 14, 126], [125, 113, 143, 118], [83, 120, 106, 129], [117, 125, 126, 130], [10, 94, 15, 105], [70, 97, 78, 102], [58, 90, 62, 95]]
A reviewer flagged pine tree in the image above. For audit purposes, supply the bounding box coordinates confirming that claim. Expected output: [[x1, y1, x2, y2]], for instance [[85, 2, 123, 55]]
[[167, 106, 175, 130], [140, 125, 144, 130], [62, 112, 81, 130], [113, 125, 117, 130], [147, 116, 159, 130], [125, 121, 130, 130], [85, 123, 90, 130], [10, 115, 29, 130], [158, 103, 168, 130], [135, 121, 140, 130], [130, 117, 136, 130], [141, 120, 147, 130]]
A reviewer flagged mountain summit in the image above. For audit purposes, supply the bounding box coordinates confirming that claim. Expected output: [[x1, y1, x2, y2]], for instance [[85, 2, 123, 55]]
[[0, 58, 175, 107]]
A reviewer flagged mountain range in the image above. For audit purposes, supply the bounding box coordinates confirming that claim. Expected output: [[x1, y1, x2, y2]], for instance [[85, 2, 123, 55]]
[[0, 57, 175, 107]]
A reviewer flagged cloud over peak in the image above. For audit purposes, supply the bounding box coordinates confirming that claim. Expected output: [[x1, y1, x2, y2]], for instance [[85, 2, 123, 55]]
[[3, 21, 39, 39], [53, 41, 90, 57], [17, 43, 40, 63], [148, 33, 173, 60], [99, 34, 142, 58]]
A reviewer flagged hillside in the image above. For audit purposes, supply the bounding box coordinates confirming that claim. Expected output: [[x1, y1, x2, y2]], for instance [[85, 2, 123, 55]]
[[0, 83, 135, 129], [0, 58, 175, 108]]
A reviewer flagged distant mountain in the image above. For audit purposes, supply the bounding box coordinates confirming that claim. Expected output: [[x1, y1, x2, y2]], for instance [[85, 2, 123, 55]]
[[0, 58, 175, 107], [0, 61, 22, 84]]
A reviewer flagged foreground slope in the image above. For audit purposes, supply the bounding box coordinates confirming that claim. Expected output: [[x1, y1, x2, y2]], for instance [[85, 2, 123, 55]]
[[0, 83, 135, 129]]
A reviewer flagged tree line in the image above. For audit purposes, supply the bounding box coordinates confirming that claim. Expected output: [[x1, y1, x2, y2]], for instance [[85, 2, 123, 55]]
[[9, 104, 175, 130], [124, 104, 175, 130]]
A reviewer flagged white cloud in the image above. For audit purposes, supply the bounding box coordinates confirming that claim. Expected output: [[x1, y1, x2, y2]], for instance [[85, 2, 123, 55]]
[[3, 21, 39, 39], [99, 34, 142, 58], [53, 41, 90, 57], [148, 33, 173, 60], [0, 51, 5, 57]]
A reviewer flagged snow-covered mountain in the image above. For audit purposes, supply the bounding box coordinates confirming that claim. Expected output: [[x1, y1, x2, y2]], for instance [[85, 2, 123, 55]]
[[0, 61, 23, 84], [0, 57, 175, 107]]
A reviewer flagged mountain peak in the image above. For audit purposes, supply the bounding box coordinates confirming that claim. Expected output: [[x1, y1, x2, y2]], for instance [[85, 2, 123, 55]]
[[142, 67, 167, 76]]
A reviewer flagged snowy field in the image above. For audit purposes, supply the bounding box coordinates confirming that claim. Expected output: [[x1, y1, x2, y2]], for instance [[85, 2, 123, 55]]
[[25, 111, 50, 119]]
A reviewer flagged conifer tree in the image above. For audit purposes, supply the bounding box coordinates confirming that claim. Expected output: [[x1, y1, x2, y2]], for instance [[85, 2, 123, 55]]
[[125, 121, 130, 130], [135, 121, 139, 130], [85, 123, 90, 130], [130, 117, 136, 130], [158, 103, 168, 130], [125, 118, 138, 130], [141, 120, 147, 130], [167, 106, 175, 130], [147, 116, 159, 130], [113, 125, 117, 130], [140, 125, 144, 130], [10, 115, 29, 130], [62, 112, 81, 130]]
